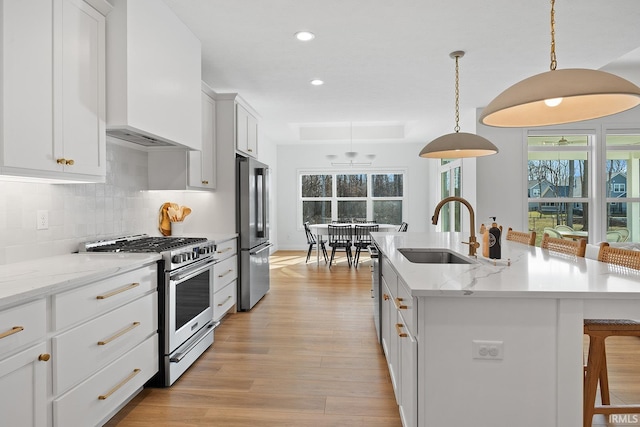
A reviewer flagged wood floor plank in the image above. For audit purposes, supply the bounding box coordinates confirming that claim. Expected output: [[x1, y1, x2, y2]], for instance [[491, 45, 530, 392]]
[[105, 251, 400, 426]]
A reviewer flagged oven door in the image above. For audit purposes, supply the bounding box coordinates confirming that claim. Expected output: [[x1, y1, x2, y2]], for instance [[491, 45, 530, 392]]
[[167, 257, 214, 354]]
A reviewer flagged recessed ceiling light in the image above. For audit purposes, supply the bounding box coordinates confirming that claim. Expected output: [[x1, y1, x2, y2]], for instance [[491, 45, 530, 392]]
[[295, 31, 315, 41], [310, 79, 324, 86]]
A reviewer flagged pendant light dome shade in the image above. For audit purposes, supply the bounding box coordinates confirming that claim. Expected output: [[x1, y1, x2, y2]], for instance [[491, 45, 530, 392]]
[[479, 68, 640, 127], [419, 132, 498, 158], [419, 50, 498, 159]]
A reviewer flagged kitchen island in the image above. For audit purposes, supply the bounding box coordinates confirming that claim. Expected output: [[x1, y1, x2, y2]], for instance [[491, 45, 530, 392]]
[[371, 231, 640, 427]]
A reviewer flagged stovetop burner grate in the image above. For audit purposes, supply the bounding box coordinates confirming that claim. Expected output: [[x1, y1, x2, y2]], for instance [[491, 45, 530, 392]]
[[86, 236, 208, 253]]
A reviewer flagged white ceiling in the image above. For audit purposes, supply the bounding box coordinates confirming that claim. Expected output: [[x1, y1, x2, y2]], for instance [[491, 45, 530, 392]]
[[164, 0, 640, 147]]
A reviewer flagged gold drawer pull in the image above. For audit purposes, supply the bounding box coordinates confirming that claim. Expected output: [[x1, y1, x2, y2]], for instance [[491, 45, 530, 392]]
[[98, 369, 141, 400], [216, 247, 233, 254], [39, 353, 51, 362], [217, 295, 233, 306], [395, 323, 408, 338], [383, 294, 389, 301], [96, 282, 140, 300], [0, 326, 24, 340], [218, 269, 234, 278], [394, 297, 408, 310], [98, 322, 140, 346]]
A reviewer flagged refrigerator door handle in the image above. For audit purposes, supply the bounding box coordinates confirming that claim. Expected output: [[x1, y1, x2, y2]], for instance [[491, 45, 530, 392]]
[[250, 243, 273, 255], [256, 168, 266, 238]]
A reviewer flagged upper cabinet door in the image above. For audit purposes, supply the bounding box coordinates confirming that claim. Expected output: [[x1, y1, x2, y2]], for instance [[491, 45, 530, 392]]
[[0, 0, 108, 181], [55, 0, 106, 176], [235, 103, 257, 158], [188, 91, 216, 190]]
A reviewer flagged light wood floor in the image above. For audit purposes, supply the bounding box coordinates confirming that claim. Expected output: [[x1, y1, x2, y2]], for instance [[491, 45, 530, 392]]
[[106, 250, 402, 426], [105, 250, 640, 427]]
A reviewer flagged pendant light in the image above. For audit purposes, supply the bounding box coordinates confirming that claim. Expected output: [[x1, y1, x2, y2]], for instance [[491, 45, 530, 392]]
[[328, 122, 375, 166], [480, 0, 640, 128], [419, 51, 498, 159]]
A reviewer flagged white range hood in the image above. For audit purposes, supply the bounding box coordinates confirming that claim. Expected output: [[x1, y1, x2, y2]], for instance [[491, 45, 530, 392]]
[[106, 0, 202, 150]]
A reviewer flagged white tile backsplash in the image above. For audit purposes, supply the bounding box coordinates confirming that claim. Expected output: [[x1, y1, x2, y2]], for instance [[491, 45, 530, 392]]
[[0, 144, 151, 264]]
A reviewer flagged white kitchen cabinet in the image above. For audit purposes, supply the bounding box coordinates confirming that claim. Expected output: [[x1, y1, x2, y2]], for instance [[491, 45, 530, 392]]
[[212, 238, 238, 321], [0, 0, 109, 182], [148, 87, 216, 191], [0, 342, 49, 427], [380, 254, 418, 427], [51, 262, 159, 426], [236, 103, 258, 157], [106, 0, 201, 150]]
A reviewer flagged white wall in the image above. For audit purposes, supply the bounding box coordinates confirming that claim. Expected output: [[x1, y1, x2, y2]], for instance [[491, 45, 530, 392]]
[[276, 141, 438, 250]]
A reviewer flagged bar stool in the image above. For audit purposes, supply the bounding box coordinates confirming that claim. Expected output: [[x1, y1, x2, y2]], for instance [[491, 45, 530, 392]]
[[505, 227, 536, 246], [541, 232, 586, 257], [583, 242, 640, 427]]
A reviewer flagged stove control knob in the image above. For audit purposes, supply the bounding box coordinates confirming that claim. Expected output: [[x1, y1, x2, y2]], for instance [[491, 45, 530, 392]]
[[172, 255, 182, 264]]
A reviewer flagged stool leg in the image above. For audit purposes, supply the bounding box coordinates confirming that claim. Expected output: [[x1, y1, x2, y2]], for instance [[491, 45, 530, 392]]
[[599, 347, 610, 406], [584, 336, 606, 427]]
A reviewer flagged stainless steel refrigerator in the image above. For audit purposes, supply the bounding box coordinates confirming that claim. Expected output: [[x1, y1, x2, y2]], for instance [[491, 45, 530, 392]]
[[237, 156, 271, 311]]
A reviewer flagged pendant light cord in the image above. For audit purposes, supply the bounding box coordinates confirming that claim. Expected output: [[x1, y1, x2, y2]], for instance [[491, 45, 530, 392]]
[[550, 0, 557, 71], [454, 54, 460, 133]]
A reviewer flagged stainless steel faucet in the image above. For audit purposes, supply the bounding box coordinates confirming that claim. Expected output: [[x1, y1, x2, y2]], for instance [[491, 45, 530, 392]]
[[431, 196, 480, 257]]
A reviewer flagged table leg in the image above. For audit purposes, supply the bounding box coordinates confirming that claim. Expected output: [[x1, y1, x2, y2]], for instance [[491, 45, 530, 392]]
[[316, 233, 322, 265]]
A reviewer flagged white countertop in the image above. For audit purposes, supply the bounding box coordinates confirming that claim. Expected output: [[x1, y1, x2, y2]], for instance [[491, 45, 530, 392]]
[[371, 231, 640, 299], [0, 253, 161, 308]]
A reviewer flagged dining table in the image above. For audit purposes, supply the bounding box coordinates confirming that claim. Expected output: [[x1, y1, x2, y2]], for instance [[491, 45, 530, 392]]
[[556, 229, 589, 240], [307, 223, 399, 264]]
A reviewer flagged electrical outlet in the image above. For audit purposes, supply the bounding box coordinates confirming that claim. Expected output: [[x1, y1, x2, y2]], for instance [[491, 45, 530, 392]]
[[37, 210, 49, 230], [472, 340, 504, 360]]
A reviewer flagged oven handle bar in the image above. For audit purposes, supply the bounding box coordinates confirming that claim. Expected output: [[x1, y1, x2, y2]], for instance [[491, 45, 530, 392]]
[[171, 258, 215, 283], [169, 321, 220, 363], [250, 243, 273, 255]]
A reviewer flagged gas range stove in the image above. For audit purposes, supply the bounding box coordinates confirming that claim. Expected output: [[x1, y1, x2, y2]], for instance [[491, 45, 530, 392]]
[[80, 234, 216, 271]]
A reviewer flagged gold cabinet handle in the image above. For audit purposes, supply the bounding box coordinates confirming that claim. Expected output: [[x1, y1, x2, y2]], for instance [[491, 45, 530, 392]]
[[98, 369, 141, 400], [96, 282, 140, 300], [39, 353, 51, 362], [0, 326, 24, 340], [217, 269, 233, 278], [98, 322, 140, 346], [65, 159, 74, 165], [216, 247, 233, 254], [395, 323, 408, 338], [394, 297, 408, 310], [247, 148, 253, 152], [56, 158, 67, 165], [383, 294, 389, 301], [202, 180, 209, 185], [217, 295, 233, 307]]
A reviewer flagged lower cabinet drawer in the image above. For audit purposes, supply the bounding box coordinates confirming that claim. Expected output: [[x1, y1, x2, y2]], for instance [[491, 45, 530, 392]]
[[214, 255, 237, 292], [215, 239, 237, 260], [52, 292, 157, 395], [53, 335, 159, 427], [0, 299, 46, 358], [213, 280, 236, 321]]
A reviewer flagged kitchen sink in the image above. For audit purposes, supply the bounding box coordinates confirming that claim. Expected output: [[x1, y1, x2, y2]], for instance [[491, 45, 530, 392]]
[[397, 248, 475, 264]]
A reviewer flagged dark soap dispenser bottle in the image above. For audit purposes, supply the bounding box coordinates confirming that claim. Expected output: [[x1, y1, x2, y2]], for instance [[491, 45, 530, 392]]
[[488, 217, 501, 259]]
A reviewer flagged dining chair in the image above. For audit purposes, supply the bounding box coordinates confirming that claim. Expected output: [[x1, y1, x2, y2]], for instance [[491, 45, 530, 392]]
[[543, 227, 564, 239], [327, 224, 353, 268], [398, 222, 408, 232], [505, 227, 536, 246], [606, 230, 623, 242], [555, 224, 575, 233], [541, 233, 586, 257], [353, 224, 379, 268], [583, 242, 640, 427], [303, 221, 328, 264], [616, 227, 630, 242]]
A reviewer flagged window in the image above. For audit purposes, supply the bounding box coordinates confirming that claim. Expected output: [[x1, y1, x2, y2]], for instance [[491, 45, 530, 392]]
[[527, 135, 591, 245], [300, 171, 405, 225], [440, 160, 461, 232], [605, 132, 640, 241]]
